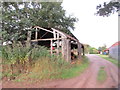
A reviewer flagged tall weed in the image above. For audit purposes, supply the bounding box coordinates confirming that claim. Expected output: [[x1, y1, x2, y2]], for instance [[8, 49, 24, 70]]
[[1, 43, 50, 80]]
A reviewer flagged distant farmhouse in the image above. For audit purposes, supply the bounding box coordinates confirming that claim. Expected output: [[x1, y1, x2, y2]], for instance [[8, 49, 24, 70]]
[[105, 41, 120, 60]]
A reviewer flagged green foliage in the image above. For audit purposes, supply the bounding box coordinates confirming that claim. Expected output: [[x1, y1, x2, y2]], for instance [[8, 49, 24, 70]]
[[98, 44, 107, 52], [1, 43, 50, 80], [96, 1, 120, 16], [84, 44, 90, 54], [1, 42, 49, 64], [15, 56, 89, 82], [24, 57, 70, 80], [2, 44, 90, 82], [57, 56, 89, 79], [83, 45, 99, 54], [89, 47, 98, 54], [2, 2, 78, 41]]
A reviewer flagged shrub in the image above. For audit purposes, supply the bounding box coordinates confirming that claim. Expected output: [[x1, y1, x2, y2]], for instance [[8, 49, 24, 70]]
[[1, 42, 50, 80], [1, 43, 89, 82]]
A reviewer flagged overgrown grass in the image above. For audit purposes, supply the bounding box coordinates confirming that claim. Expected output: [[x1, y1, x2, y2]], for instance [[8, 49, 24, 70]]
[[98, 54, 119, 67], [57, 56, 89, 79], [1, 43, 90, 82], [1, 42, 50, 80], [0, 58, 2, 80], [97, 66, 107, 83], [14, 56, 89, 82]]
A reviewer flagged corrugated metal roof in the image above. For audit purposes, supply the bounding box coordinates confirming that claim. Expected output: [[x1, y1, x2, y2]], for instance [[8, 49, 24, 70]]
[[110, 41, 120, 47], [105, 41, 120, 51]]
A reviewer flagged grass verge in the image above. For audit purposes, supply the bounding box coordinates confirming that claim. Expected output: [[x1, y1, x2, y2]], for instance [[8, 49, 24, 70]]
[[52, 56, 90, 79], [98, 54, 119, 67], [1, 43, 90, 83], [15, 56, 90, 82], [97, 66, 107, 83]]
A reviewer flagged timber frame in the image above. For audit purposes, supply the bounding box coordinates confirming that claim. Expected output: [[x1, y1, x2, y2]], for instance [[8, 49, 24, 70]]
[[26, 26, 84, 62]]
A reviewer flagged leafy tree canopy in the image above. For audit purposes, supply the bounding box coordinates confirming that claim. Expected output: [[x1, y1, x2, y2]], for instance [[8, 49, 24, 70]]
[[1, 2, 78, 42], [96, 0, 120, 16], [98, 44, 107, 52]]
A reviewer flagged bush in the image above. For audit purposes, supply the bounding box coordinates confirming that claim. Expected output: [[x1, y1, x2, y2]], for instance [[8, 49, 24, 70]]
[[20, 56, 89, 81], [1, 43, 89, 82], [1, 42, 71, 81], [1, 42, 50, 80], [89, 47, 98, 54]]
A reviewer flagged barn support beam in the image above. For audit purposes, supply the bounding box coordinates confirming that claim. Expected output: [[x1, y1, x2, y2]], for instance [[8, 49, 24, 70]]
[[31, 38, 64, 42], [66, 39, 71, 62], [82, 45, 85, 56], [35, 28, 38, 40], [62, 37, 66, 60], [50, 40, 53, 54], [26, 30, 31, 48], [53, 30, 56, 40], [77, 43, 82, 59], [62, 38, 71, 62], [57, 33, 60, 55], [35, 28, 38, 44]]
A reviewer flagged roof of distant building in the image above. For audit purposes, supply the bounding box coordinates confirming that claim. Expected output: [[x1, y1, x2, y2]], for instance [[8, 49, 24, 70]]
[[104, 41, 120, 51]]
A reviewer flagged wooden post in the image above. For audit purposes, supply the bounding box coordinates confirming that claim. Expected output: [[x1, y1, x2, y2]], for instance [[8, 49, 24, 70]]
[[82, 45, 85, 56], [35, 28, 38, 40], [77, 43, 82, 59], [50, 39, 53, 54], [26, 30, 31, 48], [53, 30, 56, 40], [35, 28, 38, 44], [66, 39, 71, 62], [62, 37, 66, 60], [62, 38, 71, 62], [57, 33, 60, 54]]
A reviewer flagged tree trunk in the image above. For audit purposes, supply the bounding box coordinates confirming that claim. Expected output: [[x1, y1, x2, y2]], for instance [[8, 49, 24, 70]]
[[26, 30, 31, 48]]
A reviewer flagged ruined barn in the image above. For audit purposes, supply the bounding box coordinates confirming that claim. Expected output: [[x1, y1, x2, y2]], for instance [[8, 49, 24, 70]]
[[27, 26, 84, 62]]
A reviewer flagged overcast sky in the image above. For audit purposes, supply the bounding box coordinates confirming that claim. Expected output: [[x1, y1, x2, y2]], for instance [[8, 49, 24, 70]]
[[62, 0, 118, 49]]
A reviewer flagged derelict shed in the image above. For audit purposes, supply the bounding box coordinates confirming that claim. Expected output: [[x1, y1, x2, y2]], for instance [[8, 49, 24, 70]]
[[27, 26, 84, 62]]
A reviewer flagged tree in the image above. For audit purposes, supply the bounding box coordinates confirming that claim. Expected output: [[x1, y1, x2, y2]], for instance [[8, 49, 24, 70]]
[[98, 47, 102, 52], [98, 44, 107, 53], [83, 44, 90, 54], [96, 0, 120, 16], [89, 47, 98, 54], [1, 2, 78, 43]]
